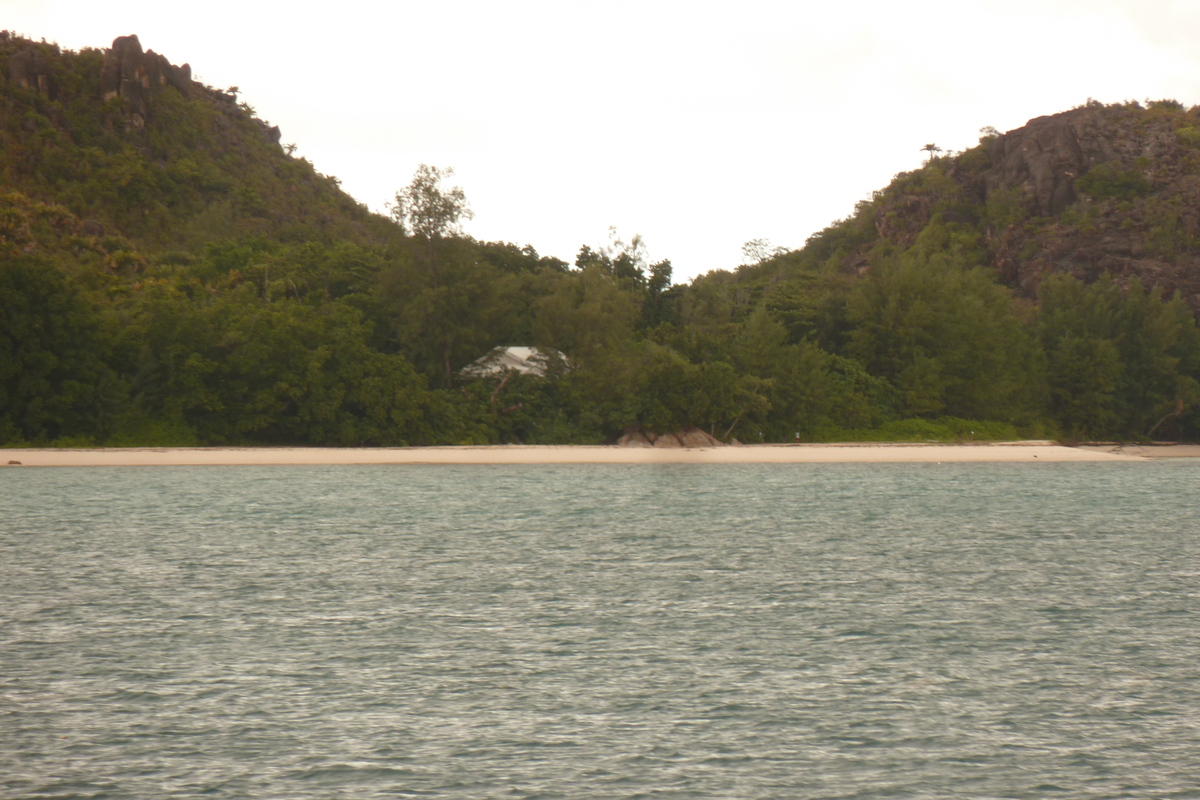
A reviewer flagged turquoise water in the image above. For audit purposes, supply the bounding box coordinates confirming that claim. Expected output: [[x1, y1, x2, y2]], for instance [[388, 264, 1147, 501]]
[[2, 462, 1200, 798]]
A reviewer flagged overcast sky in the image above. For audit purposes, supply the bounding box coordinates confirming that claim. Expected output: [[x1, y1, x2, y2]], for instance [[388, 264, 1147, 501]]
[[9, 0, 1200, 280]]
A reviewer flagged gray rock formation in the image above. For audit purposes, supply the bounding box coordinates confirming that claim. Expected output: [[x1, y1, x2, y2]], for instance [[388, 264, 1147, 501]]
[[864, 101, 1200, 311], [676, 427, 724, 447], [99, 35, 191, 127], [7, 48, 55, 98], [984, 106, 1122, 216], [976, 102, 1200, 308], [624, 427, 726, 448], [616, 430, 654, 447]]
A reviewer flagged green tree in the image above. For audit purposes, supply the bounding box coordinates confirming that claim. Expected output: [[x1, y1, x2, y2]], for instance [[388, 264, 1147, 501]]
[[0, 253, 115, 444], [116, 280, 437, 445], [562, 341, 768, 439], [390, 164, 473, 287], [1038, 275, 1200, 439], [379, 239, 522, 386], [741, 238, 787, 265], [847, 250, 1043, 422], [532, 264, 641, 361]]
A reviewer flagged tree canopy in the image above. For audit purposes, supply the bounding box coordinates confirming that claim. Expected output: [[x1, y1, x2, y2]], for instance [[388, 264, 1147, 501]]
[[5, 35, 1200, 446]]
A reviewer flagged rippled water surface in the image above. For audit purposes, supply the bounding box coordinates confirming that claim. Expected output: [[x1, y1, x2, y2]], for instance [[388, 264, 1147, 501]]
[[3, 462, 1200, 798]]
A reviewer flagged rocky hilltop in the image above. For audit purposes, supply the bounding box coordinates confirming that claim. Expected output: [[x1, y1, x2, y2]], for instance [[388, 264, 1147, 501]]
[[99, 34, 192, 128], [0, 31, 375, 248], [846, 100, 1200, 310], [6, 32, 192, 125]]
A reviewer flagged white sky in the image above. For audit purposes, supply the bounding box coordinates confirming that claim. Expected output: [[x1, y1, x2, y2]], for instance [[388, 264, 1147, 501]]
[[8, 0, 1200, 280]]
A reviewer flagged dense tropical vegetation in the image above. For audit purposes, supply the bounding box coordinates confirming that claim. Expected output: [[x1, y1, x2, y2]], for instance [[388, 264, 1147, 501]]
[[4, 33, 1200, 446]]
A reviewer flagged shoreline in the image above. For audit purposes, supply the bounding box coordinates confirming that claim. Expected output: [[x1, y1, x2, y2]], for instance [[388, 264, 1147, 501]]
[[2, 442, 1194, 467]]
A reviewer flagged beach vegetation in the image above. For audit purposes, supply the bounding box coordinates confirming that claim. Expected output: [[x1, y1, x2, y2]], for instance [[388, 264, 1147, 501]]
[[6, 34, 1200, 446]]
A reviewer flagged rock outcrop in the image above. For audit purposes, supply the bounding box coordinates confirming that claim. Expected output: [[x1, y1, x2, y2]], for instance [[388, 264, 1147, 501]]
[[99, 35, 191, 127], [7, 47, 56, 98], [982, 104, 1187, 216], [979, 103, 1200, 307], [617, 426, 726, 448], [984, 109, 1104, 216], [616, 430, 654, 447], [676, 427, 725, 447], [859, 101, 1200, 312]]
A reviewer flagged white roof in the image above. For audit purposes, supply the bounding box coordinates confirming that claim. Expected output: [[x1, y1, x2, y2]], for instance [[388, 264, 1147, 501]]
[[460, 346, 567, 378]]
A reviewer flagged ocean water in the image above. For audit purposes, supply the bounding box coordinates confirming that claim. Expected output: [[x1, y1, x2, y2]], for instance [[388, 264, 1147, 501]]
[[2, 462, 1200, 799]]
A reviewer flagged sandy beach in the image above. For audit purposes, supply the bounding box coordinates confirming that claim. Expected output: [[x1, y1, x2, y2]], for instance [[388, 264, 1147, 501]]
[[3, 442, 1194, 467]]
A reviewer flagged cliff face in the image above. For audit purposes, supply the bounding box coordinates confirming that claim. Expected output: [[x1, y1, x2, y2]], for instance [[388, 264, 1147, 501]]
[[984, 103, 1200, 308], [984, 106, 1119, 216], [849, 101, 1200, 311], [6, 42, 57, 98]]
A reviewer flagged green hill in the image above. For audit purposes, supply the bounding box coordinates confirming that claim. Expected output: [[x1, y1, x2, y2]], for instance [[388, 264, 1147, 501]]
[[4, 32, 1200, 446], [2, 33, 391, 247]]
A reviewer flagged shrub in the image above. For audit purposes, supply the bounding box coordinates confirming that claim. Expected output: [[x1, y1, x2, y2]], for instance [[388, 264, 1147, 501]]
[[1177, 127, 1200, 147], [1076, 163, 1151, 200]]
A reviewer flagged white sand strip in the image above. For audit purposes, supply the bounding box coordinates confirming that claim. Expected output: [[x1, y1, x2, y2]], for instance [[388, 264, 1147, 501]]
[[0, 442, 1148, 467], [1077, 444, 1200, 459]]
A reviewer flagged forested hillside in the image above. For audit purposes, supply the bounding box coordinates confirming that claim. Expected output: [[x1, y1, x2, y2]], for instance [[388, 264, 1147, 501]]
[[4, 32, 1200, 446]]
